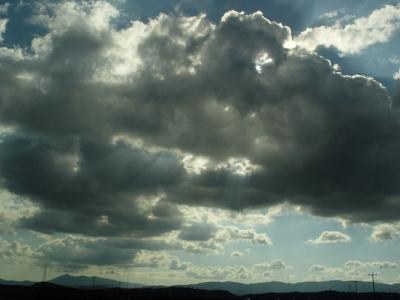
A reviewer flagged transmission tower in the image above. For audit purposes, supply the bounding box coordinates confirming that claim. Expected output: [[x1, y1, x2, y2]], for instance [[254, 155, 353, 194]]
[[41, 266, 47, 282], [368, 273, 377, 299]]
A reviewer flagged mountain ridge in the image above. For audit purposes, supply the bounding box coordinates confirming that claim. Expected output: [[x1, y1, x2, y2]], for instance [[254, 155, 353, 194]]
[[1, 274, 399, 295], [183, 280, 400, 295], [50, 274, 145, 288]]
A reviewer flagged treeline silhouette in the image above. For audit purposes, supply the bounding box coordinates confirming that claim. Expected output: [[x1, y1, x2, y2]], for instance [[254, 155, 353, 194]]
[[1, 283, 399, 300]]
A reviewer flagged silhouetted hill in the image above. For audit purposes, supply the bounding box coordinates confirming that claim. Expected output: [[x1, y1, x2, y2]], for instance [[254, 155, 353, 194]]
[[248, 291, 400, 300], [184, 280, 400, 295], [1, 284, 400, 300], [0, 278, 34, 286], [49, 274, 145, 288], [33, 281, 66, 288], [2, 275, 400, 296], [0, 285, 238, 300]]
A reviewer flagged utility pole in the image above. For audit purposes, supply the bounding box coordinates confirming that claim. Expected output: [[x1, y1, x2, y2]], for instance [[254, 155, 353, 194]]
[[354, 280, 358, 294], [368, 273, 377, 299]]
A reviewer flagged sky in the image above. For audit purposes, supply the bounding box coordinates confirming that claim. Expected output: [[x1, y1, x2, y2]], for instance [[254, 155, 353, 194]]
[[0, 0, 400, 285]]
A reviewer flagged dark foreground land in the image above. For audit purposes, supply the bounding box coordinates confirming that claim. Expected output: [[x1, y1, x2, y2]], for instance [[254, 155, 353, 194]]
[[1, 283, 399, 300]]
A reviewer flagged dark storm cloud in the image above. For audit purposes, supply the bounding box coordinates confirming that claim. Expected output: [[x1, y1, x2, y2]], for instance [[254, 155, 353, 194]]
[[0, 135, 184, 236], [34, 234, 189, 271], [178, 222, 217, 241], [134, 11, 400, 223], [0, 1, 400, 241], [37, 235, 138, 271]]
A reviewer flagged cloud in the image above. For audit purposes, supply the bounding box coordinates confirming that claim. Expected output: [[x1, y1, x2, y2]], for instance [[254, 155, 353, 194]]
[[253, 259, 288, 271], [307, 264, 349, 282], [309, 264, 327, 272], [0, 190, 38, 228], [343, 260, 363, 269], [321, 10, 339, 20], [0, 18, 7, 42], [394, 69, 400, 80], [0, 136, 185, 237], [308, 231, 351, 244], [35, 235, 195, 272], [0, 1, 399, 249], [373, 262, 398, 270], [370, 223, 400, 241], [308, 259, 399, 281], [172, 224, 272, 255], [230, 250, 244, 257], [215, 226, 272, 245], [296, 4, 400, 55], [169, 258, 189, 271], [132, 251, 177, 269], [344, 260, 398, 270], [178, 222, 218, 241], [0, 238, 34, 265], [178, 204, 283, 227], [186, 259, 289, 281], [36, 235, 138, 271], [390, 56, 400, 65], [186, 266, 237, 281], [0, 3, 9, 15]]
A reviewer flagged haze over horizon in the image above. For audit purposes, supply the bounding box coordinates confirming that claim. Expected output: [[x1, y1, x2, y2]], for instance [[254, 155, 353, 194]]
[[0, 0, 400, 286]]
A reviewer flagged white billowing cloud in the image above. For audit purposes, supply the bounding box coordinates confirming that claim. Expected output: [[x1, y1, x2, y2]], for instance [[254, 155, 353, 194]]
[[370, 223, 400, 241], [30, 1, 120, 61], [178, 204, 284, 227], [0, 190, 39, 223], [216, 226, 272, 245], [343, 260, 398, 281], [394, 69, 400, 80], [0, 18, 7, 42], [34, 1, 119, 32], [174, 223, 272, 255], [132, 251, 187, 270], [308, 264, 351, 281], [308, 231, 351, 244], [296, 4, 400, 55], [0, 190, 39, 234]]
